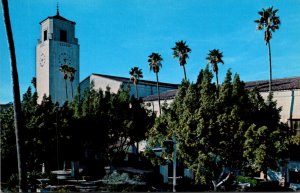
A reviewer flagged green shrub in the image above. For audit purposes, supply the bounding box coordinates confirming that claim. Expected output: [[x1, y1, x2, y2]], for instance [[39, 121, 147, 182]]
[[236, 175, 258, 187], [2, 173, 18, 192]]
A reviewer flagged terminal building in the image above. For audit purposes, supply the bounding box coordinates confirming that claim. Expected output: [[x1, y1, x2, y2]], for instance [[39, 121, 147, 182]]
[[143, 77, 300, 134], [34, 10, 300, 132], [33, 9, 299, 185]]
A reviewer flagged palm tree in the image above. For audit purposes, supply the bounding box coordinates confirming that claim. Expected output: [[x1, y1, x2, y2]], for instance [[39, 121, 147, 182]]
[[255, 6, 280, 93], [206, 49, 224, 96], [68, 66, 76, 98], [129, 67, 143, 98], [2, 0, 27, 191], [59, 64, 69, 100], [172, 40, 191, 80], [148, 53, 163, 115]]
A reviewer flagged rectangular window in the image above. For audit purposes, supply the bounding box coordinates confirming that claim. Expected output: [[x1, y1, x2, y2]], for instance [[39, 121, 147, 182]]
[[43, 30, 47, 41], [60, 30, 67, 42], [290, 119, 300, 135]]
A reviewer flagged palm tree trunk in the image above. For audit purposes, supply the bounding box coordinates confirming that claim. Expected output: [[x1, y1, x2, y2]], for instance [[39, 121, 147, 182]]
[[65, 79, 68, 100], [136, 142, 139, 156], [183, 65, 187, 81], [216, 71, 219, 97], [268, 42, 272, 93], [2, 0, 27, 191], [156, 72, 161, 115], [71, 81, 74, 98], [135, 83, 139, 98]]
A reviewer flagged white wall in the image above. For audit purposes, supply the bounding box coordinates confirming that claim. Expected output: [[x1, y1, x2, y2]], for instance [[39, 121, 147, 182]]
[[144, 99, 174, 117], [49, 41, 79, 105], [36, 40, 50, 104], [144, 89, 300, 123], [260, 90, 300, 123], [90, 75, 123, 93], [37, 17, 79, 105]]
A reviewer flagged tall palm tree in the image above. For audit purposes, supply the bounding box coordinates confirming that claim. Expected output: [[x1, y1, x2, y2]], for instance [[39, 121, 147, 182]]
[[59, 64, 69, 100], [2, 0, 27, 191], [255, 6, 280, 93], [206, 49, 224, 96], [148, 53, 163, 115], [172, 40, 191, 80], [129, 67, 143, 98], [68, 66, 76, 98]]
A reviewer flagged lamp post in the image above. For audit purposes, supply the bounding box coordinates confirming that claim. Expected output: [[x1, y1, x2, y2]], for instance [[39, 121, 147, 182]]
[[164, 133, 177, 192], [172, 134, 177, 192], [152, 133, 177, 192]]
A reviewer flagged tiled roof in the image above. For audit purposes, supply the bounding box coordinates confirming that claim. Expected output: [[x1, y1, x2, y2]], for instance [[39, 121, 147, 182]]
[[143, 89, 178, 101], [143, 77, 300, 101], [244, 77, 300, 92], [40, 14, 75, 24]]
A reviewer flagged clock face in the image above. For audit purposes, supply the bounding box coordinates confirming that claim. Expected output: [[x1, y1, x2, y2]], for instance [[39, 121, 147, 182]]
[[58, 52, 72, 66], [39, 53, 46, 67]]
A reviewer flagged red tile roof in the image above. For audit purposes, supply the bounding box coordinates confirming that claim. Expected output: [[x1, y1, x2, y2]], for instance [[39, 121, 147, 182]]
[[143, 77, 300, 101]]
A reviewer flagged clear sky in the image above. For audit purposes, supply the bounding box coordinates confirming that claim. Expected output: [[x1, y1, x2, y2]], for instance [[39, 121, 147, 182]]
[[1, 0, 299, 104]]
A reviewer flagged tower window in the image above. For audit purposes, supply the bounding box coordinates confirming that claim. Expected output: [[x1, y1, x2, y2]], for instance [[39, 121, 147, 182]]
[[60, 30, 67, 42], [43, 30, 47, 41]]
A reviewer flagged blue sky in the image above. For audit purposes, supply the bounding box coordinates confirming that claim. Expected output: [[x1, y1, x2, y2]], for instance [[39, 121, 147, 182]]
[[1, 0, 299, 104]]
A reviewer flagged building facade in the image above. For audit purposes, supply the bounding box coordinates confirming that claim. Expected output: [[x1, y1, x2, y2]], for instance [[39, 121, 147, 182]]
[[143, 77, 300, 133], [36, 10, 79, 104], [79, 73, 178, 100]]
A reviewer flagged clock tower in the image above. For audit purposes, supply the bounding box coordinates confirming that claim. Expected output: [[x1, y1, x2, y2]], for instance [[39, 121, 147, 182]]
[[36, 8, 79, 104]]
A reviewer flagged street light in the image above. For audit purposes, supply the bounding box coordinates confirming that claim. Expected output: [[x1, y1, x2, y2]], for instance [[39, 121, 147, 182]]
[[164, 133, 177, 192], [151, 134, 177, 192]]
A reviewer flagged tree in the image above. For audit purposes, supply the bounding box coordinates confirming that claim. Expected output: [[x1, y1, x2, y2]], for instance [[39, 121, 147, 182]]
[[148, 52, 163, 115], [31, 77, 36, 89], [255, 6, 280, 93], [59, 64, 69, 100], [2, 0, 27, 191], [68, 66, 76, 98], [22, 92, 60, 171], [172, 40, 191, 80], [0, 105, 18, 184], [243, 92, 289, 180], [206, 49, 224, 97], [0, 85, 77, 189], [129, 67, 143, 98], [146, 67, 288, 190], [72, 85, 154, 170]]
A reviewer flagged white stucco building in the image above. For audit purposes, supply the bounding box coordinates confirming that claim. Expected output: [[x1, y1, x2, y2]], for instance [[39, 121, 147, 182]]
[[143, 77, 300, 134], [79, 73, 178, 100], [31, 8, 300, 185], [143, 77, 300, 184], [246, 77, 300, 135], [36, 10, 79, 104], [35, 10, 300, 134]]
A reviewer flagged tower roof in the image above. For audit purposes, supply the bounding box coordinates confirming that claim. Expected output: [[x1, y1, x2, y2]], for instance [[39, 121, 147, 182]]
[[39, 6, 75, 24]]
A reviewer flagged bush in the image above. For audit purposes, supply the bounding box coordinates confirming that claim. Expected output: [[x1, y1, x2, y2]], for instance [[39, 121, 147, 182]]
[[1, 173, 18, 192], [236, 175, 258, 187], [101, 171, 150, 191]]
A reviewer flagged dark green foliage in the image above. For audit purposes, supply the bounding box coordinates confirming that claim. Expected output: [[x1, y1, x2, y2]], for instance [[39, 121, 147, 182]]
[[235, 175, 258, 187], [71, 86, 154, 166], [172, 40, 191, 80], [255, 6, 280, 44], [0, 105, 18, 182], [146, 67, 289, 185], [243, 96, 289, 174], [1, 82, 154, 185]]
